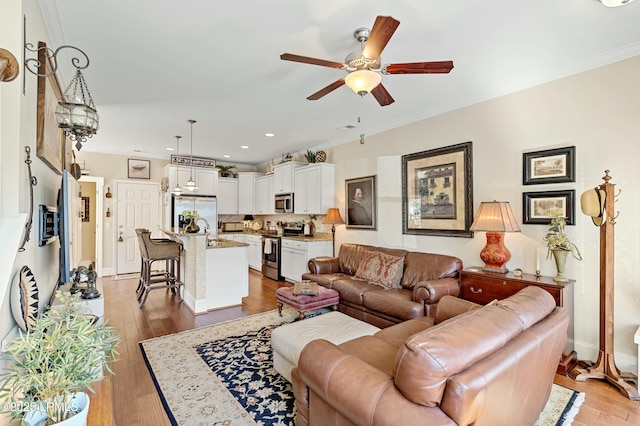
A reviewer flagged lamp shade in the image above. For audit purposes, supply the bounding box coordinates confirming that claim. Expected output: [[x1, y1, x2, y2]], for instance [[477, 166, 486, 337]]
[[344, 70, 381, 95], [470, 201, 520, 273], [323, 208, 344, 225], [470, 201, 520, 232], [243, 214, 255, 221]]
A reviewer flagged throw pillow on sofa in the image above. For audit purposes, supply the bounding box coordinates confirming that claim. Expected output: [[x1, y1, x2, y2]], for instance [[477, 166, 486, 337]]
[[354, 250, 404, 289]]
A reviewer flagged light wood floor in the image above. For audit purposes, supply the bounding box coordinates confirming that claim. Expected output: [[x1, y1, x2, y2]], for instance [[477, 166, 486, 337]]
[[99, 270, 639, 426]]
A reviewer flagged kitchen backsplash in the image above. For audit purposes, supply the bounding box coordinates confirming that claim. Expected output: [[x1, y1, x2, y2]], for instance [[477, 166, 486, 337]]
[[218, 213, 329, 232]]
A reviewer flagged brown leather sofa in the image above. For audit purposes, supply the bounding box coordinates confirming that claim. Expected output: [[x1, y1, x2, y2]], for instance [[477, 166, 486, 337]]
[[302, 243, 463, 328], [291, 286, 569, 426]]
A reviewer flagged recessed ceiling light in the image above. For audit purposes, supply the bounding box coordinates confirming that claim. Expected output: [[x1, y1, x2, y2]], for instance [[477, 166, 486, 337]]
[[265, 133, 275, 137], [223, 155, 231, 158], [241, 145, 249, 149], [166, 147, 174, 151]]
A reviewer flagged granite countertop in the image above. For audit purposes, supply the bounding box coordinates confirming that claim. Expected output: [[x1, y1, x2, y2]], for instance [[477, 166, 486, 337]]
[[163, 229, 209, 237], [206, 238, 249, 249], [282, 232, 332, 242], [218, 229, 331, 241]]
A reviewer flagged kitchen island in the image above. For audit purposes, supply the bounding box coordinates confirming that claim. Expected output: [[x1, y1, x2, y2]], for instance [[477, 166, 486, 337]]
[[163, 230, 249, 314]]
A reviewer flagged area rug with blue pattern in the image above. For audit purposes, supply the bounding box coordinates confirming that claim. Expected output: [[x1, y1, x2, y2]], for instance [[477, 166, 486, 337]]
[[140, 308, 584, 425]]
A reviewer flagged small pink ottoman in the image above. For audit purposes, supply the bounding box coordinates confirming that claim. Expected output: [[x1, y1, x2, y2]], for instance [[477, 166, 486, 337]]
[[276, 285, 339, 320]]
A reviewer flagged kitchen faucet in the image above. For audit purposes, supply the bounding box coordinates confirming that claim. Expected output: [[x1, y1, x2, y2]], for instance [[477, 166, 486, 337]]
[[196, 218, 210, 233]]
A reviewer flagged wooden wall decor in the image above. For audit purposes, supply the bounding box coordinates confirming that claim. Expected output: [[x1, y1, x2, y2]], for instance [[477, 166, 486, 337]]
[[569, 170, 639, 400], [0, 48, 19, 82]]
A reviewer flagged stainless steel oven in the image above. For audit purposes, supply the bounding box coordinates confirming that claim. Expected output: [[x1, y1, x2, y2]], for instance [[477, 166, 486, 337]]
[[261, 236, 282, 281], [275, 193, 294, 213]]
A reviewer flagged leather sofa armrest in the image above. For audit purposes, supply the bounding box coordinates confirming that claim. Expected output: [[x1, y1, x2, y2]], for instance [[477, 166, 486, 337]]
[[307, 256, 340, 274], [291, 367, 309, 426], [297, 339, 455, 425], [413, 278, 460, 304], [434, 295, 482, 324]]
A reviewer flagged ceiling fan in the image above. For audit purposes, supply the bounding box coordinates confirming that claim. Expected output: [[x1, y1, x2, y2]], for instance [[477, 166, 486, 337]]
[[280, 15, 454, 107]]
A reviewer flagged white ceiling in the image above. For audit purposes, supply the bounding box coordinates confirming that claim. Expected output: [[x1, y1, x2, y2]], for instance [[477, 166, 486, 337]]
[[37, 0, 640, 166]]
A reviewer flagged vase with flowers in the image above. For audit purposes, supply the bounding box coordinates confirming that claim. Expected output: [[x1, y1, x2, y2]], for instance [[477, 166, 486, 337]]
[[182, 209, 201, 233], [544, 212, 582, 282]]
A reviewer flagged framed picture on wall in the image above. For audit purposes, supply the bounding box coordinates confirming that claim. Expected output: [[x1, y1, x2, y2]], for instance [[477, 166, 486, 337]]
[[35, 41, 67, 175], [401, 142, 474, 237], [128, 158, 151, 179], [345, 175, 376, 230], [522, 190, 575, 225], [523, 146, 575, 185]]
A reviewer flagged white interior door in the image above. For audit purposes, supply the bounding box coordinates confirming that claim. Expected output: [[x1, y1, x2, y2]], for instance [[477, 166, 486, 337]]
[[116, 181, 161, 275]]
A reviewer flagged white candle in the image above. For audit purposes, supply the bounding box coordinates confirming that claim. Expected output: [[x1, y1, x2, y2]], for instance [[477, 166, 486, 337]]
[[536, 248, 540, 271]]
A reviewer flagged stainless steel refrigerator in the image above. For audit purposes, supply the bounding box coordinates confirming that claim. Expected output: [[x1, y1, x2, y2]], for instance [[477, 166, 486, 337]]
[[170, 194, 218, 237]]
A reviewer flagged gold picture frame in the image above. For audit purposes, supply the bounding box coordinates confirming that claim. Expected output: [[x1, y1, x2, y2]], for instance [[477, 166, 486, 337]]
[[345, 175, 377, 230], [401, 142, 474, 237], [35, 41, 67, 175]]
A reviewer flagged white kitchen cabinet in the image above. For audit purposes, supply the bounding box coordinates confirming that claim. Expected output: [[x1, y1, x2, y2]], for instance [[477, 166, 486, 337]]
[[280, 238, 332, 282], [164, 165, 219, 196], [238, 172, 263, 214], [218, 178, 238, 214], [294, 163, 335, 215], [273, 162, 305, 194], [255, 175, 274, 214]]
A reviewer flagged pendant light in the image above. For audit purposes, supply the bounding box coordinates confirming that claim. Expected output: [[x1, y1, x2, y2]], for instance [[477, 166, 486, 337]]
[[171, 135, 183, 195], [183, 119, 199, 192]]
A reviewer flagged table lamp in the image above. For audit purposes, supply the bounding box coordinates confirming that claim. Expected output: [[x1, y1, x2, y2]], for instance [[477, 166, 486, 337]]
[[469, 201, 520, 273], [322, 208, 344, 257]]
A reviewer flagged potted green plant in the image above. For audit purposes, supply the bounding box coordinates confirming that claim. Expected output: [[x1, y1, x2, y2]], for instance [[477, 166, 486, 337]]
[[304, 150, 316, 163], [217, 164, 236, 177], [544, 212, 582, 282], [0, 291, 120, 425]]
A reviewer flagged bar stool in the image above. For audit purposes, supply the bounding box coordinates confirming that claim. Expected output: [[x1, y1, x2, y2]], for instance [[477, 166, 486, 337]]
[[135, 228, 183, 307]]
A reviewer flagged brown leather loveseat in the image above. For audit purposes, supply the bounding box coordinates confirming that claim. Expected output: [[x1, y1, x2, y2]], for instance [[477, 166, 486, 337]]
[[302, 243, 463, 328], [292, 286, 569, 426]]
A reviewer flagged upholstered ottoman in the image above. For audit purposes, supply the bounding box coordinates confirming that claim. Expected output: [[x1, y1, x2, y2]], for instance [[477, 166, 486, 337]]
[[276, 285, 340, 320], [271, 311, 380, 381]]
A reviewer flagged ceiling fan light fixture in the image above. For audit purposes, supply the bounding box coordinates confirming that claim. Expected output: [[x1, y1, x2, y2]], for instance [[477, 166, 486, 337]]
[[345, 70, 381, 96], [600, 0, 634, 6]]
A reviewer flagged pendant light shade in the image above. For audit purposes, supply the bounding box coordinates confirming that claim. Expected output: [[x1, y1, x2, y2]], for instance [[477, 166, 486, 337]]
[[172, 135, 183, 196], [183, 119, 199, 192]]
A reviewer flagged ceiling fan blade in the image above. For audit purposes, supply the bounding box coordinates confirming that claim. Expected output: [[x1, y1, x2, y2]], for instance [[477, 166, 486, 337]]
[[307, 79, 345, 100], [280, 53, 345, 69], [384, 61, 454, 74], [362, 16, 400, 60], [371, 83, 395, 106]]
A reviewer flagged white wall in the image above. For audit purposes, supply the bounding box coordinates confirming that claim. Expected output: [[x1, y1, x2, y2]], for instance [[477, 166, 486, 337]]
[[325, 55, 640, 373], [1, 0, 64, 342]]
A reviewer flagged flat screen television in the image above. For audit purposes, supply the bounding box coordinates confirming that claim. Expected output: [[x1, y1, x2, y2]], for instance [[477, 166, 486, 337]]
[[57, 169, 71, 285]]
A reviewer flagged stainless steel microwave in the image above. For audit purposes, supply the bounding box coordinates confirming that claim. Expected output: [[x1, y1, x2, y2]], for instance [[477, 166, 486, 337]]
[[275, 193, 294, 213]]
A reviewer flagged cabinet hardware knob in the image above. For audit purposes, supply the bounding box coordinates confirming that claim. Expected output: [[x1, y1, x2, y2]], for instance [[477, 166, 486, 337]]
[[502, 281, 507, 286], [470, 287, 482, 294]]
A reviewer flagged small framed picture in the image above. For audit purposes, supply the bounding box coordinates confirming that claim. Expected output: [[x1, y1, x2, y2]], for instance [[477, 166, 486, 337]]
[[522, 190, 575, 225], [128, 158, 150, 179], [523, 146, 575, 185], [345, 175, 377, 230]]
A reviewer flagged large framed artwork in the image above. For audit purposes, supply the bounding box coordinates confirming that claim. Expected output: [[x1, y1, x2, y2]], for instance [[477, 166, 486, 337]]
[[522, 190, 575, 225], [402, 142, 474, 237], [523, 146, 575, 185], [345, 175, 376, 230], [35, 41, 67, 175]]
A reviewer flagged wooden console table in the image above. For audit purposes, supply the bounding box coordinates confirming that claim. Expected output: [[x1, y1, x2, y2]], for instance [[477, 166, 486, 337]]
[[460, 268, 577, 375]]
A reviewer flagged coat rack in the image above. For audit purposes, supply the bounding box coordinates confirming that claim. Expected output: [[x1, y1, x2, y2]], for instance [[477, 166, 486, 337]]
[[569, 170, 639, 400]]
